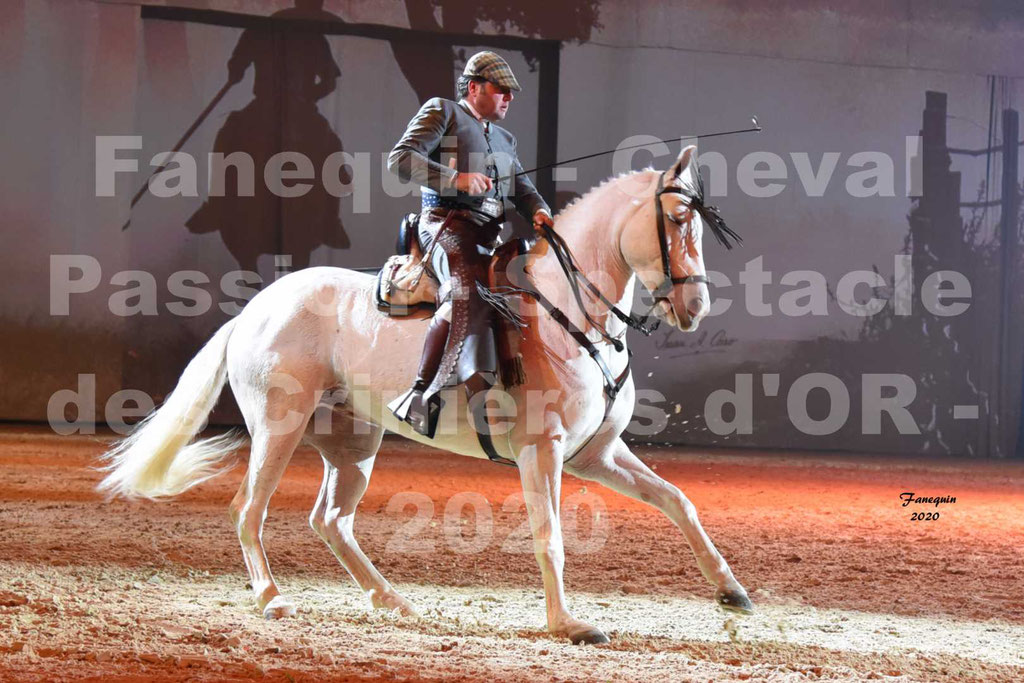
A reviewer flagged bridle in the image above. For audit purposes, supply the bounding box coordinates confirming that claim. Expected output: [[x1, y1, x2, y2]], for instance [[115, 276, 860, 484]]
[[485, 166, 742, 467], [650, 168, 742, 301], [504, 121, 757, 314], [649, 172, 707, 309], [536, 168, 741, 347]]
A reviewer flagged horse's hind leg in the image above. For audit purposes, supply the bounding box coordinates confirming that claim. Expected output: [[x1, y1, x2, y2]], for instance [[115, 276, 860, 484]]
[[565, 437, 753, 614], [306, 414, 418, 617], [228, 476, 252, 575], [234, 390, 318, 619]]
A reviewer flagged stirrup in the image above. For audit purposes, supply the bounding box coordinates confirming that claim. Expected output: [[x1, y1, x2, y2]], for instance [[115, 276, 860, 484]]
[[388, 386, 444, 438]]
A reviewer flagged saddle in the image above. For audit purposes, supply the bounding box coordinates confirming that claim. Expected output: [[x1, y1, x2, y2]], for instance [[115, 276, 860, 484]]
[[377, 212, 636, 468], [375, 212, 529, 389], [374, 213, 438, 316]]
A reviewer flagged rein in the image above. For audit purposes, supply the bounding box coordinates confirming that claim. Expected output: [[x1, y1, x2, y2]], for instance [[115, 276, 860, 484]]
[[497, 169, 741, 392], [537, 224, 651, 349], [482, 168, 744, 466], [532, 169, 743, 352]]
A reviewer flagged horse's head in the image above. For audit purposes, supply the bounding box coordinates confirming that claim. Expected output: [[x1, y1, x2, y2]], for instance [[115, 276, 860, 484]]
[[620, 145, 740, 332]]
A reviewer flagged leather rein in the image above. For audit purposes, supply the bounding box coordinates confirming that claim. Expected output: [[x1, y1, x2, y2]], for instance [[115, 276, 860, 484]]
[[487, 170, 739, 464], [534, 169, 740, 364]]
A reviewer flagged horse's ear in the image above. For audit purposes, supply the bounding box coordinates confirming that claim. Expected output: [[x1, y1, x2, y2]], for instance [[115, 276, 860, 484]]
[[667, 144, 697, 182]]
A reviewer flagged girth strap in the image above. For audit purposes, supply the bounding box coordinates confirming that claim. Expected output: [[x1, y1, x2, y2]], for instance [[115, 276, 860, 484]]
[[475, 279, 631, 468]]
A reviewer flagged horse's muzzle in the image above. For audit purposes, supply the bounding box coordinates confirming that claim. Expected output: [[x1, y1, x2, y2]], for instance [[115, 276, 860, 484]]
[[686, 296, 708, 319]]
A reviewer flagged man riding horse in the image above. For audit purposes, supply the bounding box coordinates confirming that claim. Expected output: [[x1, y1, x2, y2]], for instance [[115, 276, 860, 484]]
[[387, 51, 553, 436]]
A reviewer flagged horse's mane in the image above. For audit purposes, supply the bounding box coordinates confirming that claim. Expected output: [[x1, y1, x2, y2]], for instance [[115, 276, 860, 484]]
[[552, 168, 656, 225], [552, 165, 741, 250]]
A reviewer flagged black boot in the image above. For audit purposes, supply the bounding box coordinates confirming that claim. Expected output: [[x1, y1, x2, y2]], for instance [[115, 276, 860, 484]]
[[389, 316, 450, 437]]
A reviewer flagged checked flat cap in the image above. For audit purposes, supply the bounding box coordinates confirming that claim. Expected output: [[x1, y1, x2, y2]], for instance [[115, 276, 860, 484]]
[[463, 51, 521, 92]]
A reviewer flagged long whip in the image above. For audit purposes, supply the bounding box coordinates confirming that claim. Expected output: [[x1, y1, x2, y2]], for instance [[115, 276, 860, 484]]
[[499, 117, 762, 183]]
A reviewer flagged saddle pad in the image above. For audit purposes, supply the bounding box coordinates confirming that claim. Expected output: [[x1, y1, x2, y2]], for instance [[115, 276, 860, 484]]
[[375, 253, 438, 316]]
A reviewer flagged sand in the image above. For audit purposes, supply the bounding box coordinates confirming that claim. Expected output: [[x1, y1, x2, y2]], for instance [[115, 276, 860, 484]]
[[1, 427, 1022, 682]]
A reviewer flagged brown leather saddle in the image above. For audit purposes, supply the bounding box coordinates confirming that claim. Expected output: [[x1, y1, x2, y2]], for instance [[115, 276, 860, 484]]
[[374, 213, 438, 316], [377, 212, 640, 467], [376, 212, 528, 391]]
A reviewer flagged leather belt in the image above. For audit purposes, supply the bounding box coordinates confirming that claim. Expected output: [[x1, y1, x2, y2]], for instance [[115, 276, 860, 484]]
[[423, 194, 504, 220]]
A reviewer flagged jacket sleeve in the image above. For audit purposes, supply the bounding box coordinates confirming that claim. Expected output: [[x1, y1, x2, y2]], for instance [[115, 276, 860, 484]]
[[510, 139, 551, 220], [387, 98, 458, 193]]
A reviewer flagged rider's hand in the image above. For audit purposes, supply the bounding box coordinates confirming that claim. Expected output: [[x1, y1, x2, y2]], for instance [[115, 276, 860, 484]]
[[449, 159, 493, 195], [532, 210, 554, 235]]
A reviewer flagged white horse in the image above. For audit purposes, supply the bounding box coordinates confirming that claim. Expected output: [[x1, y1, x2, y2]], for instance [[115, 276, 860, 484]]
[[99, 145, 752, 644]]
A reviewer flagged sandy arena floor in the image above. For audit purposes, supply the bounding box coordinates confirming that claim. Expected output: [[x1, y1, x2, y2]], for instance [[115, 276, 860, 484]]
[[1, 426, 1023, 682]]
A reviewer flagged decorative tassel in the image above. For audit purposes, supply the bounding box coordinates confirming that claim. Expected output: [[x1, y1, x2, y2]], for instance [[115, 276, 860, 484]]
[[478, 282, 529, 387], [477, 282, 527, 328], [685, 169, 741, 249], [500, 354, 527, 387]]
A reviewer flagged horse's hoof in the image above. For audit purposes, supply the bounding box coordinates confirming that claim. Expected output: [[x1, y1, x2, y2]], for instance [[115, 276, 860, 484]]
[[715, 587, 754, 615], [370, 590, 420, 618], [262, 596, 297, 620], [382, 600, 420, 619], [569, 627, 610, 645]]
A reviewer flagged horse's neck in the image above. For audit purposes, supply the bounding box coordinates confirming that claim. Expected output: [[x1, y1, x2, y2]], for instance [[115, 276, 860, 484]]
[[530, 174, 647, 326]]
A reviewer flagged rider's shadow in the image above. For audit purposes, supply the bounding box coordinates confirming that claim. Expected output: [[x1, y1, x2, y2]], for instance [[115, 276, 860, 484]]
[[187, 1, 351, 274]]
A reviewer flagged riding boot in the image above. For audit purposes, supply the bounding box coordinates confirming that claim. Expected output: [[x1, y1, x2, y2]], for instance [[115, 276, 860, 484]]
[[388, 316, 450, 437]]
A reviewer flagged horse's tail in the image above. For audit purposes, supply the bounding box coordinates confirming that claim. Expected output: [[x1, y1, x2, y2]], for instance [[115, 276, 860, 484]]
[[97, 319, 246, 500]]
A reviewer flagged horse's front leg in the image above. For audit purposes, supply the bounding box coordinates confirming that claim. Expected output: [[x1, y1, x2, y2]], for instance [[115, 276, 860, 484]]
[[517, 439, 609, 645], [566, 436, 752, 613]]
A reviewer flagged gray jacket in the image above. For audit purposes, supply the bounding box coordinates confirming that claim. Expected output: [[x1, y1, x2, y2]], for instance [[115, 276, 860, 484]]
[[387, 97, 550, 220]]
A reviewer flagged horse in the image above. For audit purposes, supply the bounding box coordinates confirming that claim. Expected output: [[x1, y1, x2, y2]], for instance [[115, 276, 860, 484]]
[[98, 145, 752, 645]]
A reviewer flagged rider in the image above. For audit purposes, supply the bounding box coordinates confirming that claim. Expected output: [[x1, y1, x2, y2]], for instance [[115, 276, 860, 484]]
[[387, 51, 553, 436]]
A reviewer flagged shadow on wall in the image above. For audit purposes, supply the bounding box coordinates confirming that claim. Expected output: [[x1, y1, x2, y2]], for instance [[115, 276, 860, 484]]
[[848, 91, 1024, 458], [660, 91, 1024, 459], [847, 183, 1024, 458], [689, 189, 1016, 457], [185, 0, 351, 272], [390, 0, 601, 102], [160, 0, 603, 273]]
